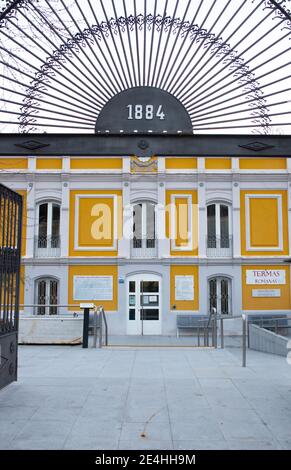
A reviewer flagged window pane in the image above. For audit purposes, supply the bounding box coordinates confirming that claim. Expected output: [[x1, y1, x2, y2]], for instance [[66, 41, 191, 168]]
[[140, 309, 159, 321], [52, 204, 60, 246], [209, 279, 217, 313], [37, 280, 46, 315], [146, 203, 155, 240], [207, 205, 216, 248], [49, 280, 58, 315], [220, 205, 229, 248], [129, 309, 135, 321], [140, 295, 159, 306], [38, 203, 48, 245], [141, 281, 159, 292], [221, 279, 229, 315], [129, 281, 135, 293], [133, 204, 142, 240]]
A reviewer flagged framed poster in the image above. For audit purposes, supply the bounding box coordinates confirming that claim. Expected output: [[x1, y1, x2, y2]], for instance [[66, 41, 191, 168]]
[[175, 275, 194, 301], [73, 276, 113, 301]]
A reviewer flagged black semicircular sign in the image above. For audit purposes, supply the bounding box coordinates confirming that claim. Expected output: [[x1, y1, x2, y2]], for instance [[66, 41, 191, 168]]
[[95, 87, 193, 135]]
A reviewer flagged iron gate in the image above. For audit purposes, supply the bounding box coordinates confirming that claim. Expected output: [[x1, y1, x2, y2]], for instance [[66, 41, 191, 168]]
[[0, 184, 22, 390]]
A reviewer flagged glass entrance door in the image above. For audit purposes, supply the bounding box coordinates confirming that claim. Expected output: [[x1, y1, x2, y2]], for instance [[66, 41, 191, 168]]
[[127, 274, 161, 335], [208, 277, 231, 315]]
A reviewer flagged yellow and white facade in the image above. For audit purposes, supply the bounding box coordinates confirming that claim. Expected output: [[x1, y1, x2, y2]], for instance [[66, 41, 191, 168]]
[[1, 154, 291, 335]]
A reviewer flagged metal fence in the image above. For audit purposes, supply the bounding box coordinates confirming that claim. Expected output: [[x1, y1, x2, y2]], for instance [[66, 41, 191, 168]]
[[0, 184, 22, 390]]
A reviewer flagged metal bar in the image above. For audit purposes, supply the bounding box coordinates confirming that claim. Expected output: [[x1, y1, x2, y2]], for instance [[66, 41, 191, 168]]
[[154, 0, 180, 88], [151, 0, 169, 87], [87, 0, 125, 92], [99, 0, 128, 90], [147, 0, 158, 86], [176, 1, 270, 101], [0, 72, 100, 115], [186, 50, 291, 117], [122, 0, 138, 87], [242, 314, 247, 368], [220, 317, 224, 349], [39, 0, 111, 102], [102, 307, 108, 347], [184, 19, 288, 108], [98, 308, 103, 349], [82, 307, 90, 349], [15, 7, 108, 106]]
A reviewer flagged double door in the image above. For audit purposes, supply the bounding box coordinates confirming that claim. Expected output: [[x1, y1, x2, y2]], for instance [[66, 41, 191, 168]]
[[127, 274, 161, 335]]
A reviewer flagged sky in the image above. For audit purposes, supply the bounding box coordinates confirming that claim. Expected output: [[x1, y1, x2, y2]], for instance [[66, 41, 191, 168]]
[[0, 0, 290, 135]]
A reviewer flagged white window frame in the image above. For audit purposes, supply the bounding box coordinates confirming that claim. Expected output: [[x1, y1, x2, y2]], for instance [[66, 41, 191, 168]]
[[35, 277, 59, 316], [207, 202, 232, 240], [132, 201, 156, 240], [36, 201, 61, 243], [245, 194, 283, 251], [74, 194, 118, 251]]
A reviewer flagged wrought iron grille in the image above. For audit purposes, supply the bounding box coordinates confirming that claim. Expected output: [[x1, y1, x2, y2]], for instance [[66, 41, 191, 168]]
[[0, 184, 22, 390], [0, 0, 290, 134]]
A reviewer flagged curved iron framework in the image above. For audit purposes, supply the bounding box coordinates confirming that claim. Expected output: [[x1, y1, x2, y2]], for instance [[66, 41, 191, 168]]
[[0, 0, 291, 134]]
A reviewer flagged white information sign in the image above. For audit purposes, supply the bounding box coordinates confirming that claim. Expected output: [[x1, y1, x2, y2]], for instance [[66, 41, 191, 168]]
[[252, 289, 281, 298], [246, 270, 286, 285], [73, 276, 113, 301], [175, 276, 194, 301]]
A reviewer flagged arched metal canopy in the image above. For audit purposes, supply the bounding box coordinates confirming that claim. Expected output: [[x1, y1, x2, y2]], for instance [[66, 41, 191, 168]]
[[0, 0, 291, 135]]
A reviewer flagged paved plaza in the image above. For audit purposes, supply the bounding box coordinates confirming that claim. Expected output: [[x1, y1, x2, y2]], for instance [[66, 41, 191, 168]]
[[0, 344, 291, 450]]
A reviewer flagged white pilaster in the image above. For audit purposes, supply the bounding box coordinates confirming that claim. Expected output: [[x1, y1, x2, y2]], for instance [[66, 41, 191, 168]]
[[25, 182, 35, 258], [60, 180, 70, 257], [198, 182, 206, 258], [232, 182, 241, 258], [119, 179, 131, 258]]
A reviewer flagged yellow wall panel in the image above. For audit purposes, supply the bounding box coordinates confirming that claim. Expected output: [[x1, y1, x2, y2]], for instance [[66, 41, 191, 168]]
[[239, 158, 286, 170], [205, 158, 231, 170], [166, 158, 197, 170], [36, 158, 62, 170], [249, 198, 279, 248], [69, 190, 122, 257], [166, 190, 198, 256], [0, 158, 28, 170], [68, 265, 118, 311], [240, 190, 289, 256], [242, 265, 291, 310], [170, 265, 199, 311], [70, 158, 122, 170]]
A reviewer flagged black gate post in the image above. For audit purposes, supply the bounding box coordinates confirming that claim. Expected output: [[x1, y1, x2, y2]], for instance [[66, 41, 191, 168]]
[[0, 185, 22, 390], [81, 304, 94, 349]]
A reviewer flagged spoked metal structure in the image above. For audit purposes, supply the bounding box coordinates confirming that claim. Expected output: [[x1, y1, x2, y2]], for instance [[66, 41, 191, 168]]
[[0, 0, 291, 135]]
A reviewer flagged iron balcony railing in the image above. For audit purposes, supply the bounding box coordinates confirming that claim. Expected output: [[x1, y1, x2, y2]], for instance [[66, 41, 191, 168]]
[[34, 235, 61, 258], [131, 238, 158, 258], [206, 236, 233, 257]]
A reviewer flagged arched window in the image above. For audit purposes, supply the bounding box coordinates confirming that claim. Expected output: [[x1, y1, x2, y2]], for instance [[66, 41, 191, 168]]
[[207, 203, 232, 257], [208, 277, 232, 316], [35, 277, 59, 315], [132, 201, 157, 257], [36, 201, 61, 257]]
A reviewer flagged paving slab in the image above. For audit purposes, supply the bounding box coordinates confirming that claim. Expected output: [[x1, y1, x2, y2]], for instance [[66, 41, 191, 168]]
[[0, 344, 290, 450]]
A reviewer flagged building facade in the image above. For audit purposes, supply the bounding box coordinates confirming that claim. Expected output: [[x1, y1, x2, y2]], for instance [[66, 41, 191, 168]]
[[1, 154, 291, 336]]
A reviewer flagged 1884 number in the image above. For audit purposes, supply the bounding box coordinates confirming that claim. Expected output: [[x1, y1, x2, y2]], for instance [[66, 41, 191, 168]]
[[127, 104, 165, 121]]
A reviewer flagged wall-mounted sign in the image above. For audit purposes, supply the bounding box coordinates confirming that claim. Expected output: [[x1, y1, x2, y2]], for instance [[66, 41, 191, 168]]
[[95, 87, 193, 135], [252, 289, 281, 298], [246, 270, 286, 285], [175, 275, 194, 301], [73, 276, 113, 301]]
